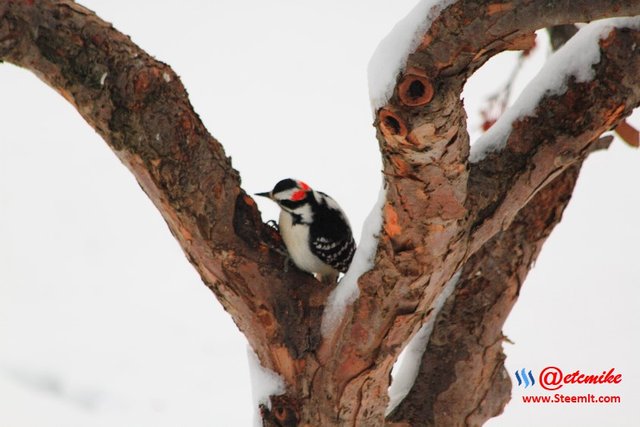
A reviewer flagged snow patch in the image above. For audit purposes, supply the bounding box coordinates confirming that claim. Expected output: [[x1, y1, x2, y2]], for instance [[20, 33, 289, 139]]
[[470, 17, 640, 162], [99, 72, 108, 86], [321, 184, 387, 337], [385, 270, 461, 415], [368, 0, 456, 112], [247, 347, 285, 427]]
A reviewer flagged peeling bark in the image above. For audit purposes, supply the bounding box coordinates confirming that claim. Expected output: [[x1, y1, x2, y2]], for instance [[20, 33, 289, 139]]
[[2, 1, 639, 425], [325, 2, 640, 423], [0, 0, 328, 397], [387, 159, 600, 426]]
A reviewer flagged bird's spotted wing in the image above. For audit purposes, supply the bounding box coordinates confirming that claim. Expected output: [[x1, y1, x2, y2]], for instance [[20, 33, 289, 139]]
[[307, 191, 356, 273], [310, 235, 356, 273]]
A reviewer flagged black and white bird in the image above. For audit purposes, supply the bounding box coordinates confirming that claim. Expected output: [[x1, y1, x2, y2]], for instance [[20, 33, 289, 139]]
[[256, 179, 356, 284]]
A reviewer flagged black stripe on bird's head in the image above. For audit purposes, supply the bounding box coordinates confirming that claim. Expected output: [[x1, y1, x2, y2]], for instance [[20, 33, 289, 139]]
[[256, 178, 312, 204]]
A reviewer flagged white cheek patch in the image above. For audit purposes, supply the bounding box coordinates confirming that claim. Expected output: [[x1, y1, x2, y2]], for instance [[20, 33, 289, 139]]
[[273, 188, 296, 201], [292, 203, 313, 224]]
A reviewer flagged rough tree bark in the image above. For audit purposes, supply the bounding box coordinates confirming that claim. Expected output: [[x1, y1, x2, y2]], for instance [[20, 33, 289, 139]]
[[1, 1, 638, 426]]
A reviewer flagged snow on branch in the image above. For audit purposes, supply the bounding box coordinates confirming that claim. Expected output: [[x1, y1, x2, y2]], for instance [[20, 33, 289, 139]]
[[385, 270, 461, 415], [367, 0, 456, 112], [321, 185, 387, 337], [470, 17, 640, 163], [247, 347, 285, 427]]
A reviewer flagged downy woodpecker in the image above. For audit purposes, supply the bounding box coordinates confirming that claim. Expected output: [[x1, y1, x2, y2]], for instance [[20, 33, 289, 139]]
[[256, 179, 356, 284]]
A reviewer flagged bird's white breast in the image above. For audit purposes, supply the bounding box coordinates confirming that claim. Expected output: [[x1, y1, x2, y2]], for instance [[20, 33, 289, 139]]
[[279, 210, 335, 276]]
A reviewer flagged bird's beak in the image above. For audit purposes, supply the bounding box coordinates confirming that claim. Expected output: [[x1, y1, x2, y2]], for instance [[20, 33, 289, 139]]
[[254, 191, 272, 199]]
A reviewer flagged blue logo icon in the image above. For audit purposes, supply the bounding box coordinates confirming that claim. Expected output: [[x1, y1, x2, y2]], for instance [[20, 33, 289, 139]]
[[515, 369, 536, 388]]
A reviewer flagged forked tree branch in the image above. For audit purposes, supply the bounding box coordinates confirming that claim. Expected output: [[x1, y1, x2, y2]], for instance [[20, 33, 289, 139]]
[[328, 1, 640, 421], [0, 0, 328, 386], [387, 138, 611, 425], [387, 25, 615, 423], [2, 0, 639, 425], [467, 26, 640, 253]]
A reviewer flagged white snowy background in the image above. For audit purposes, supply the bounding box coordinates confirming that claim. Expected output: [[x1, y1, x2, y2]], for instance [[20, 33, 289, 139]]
[[1, 1, 638, 426]]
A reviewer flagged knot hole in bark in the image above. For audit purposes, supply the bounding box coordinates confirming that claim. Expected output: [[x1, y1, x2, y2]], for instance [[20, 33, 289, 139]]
[[398, 74, 434, 106], [260, 395, 300, 427], [379, 108, 408, 138]]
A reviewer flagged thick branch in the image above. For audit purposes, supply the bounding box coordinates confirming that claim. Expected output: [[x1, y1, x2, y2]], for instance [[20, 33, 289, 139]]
[[0, 0, 328, 395], [387, 151, 605, 424], [405, 0, 640, 81], [4, 1, 639, 425], [467, 26, 640, 254], [386, 20, 627, 424], [321, 1, 640, 423]]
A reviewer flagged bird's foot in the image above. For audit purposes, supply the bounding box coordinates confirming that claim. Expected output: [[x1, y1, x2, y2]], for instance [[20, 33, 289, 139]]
[[266, 219, 279, 232]]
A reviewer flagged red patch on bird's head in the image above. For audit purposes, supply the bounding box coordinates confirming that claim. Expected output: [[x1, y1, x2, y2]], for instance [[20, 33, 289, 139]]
[[291, 181, 311, 201], [291, 190, 307, 201], [298, 181, 310, 191]]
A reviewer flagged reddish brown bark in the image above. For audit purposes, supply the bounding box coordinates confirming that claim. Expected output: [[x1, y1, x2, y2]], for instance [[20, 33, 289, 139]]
[[387, 138, 612, 425], [2, 1, 639, 425], [0, 0, 328, 390], [326, 2, 640, 423]]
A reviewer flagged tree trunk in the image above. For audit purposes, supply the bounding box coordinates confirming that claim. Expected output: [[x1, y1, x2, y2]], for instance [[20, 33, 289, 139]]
[[2, 1, 639, 425]]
